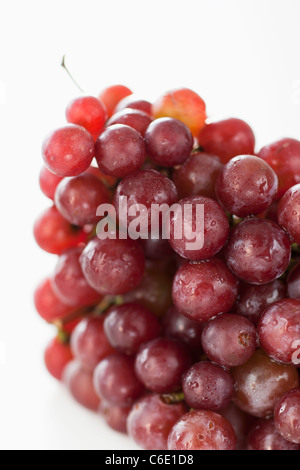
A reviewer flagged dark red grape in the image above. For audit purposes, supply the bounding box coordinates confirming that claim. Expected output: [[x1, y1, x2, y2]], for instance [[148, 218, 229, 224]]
[[106, 108, 152, 137], [201, 314, 257, 368], [167, 410, 237, 450], [52, 247, 102, 307], [98, 84, 132, 118], [33, 206, 87, 255], [44, 337, 73, 381], [39, 165, 63, 200], [287, 261, 300, 300], [258, 138, 300, 199], [274, 388, 300, 444], [100, 401, 132, 434], [198, 118, 255, 164], [127, 394, 188, 450], [80, 236, 145, 296], [63, 361, 100, 411], [220, 402, 255, 450], [168, 195, 229, 261], [216, 155, 278, 217], [135, 337, 192, 393], [70, 315, 115, 371], [34, 277, 74, 323], [140, 237, 174, 260], [115, 95, 152, 115], [103, 303, 161, 355], [172, 152, 223, 200], [93, 353, 144, 406], [42, 124, 95, 177], [172, 259, 238, 322], [278, 183, 300, 244], [95, 124, 146, 178], [224, 218, 291, 284], [247, 417, 300, 450], [144, 117, 193, 167], [65, 96, 107, 141], [231, 349, 299, 418], [234, 280, 287, 326], [163, 306, 205, 355], [182, 361, 234, 411], [54, 173, 109, 227], [258, 298, 300, 366]]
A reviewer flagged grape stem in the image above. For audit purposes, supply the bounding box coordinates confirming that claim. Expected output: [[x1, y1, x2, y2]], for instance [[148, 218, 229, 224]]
[[61, 55, 84, 93]]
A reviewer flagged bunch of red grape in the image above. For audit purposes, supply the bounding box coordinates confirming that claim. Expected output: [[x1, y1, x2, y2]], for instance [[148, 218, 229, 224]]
[[34, 84, 300, 450]]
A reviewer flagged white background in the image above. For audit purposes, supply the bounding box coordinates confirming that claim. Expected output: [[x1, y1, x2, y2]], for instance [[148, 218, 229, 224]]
[[0, 0, 299, 450]]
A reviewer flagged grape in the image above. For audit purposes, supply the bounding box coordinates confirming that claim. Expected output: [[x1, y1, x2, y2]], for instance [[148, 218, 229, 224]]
[[258, 298, 300, 365], [127, 394, 188, 450], [115, 95, 152, 116], [163, 305, 205, 355], [33, 206, 87, 255], [231, 349, 299, 418], [182, 361, 234, 411], [220, 402, 255, 450], [113, 169, 178, 235], [52, 247, 102, 307], [172, 259, 238, 322], [168, 195, 229, 261], [100, 401, 132, 434], [172, 152, 223, 200], [98, 84, 132, 118], [167, 410, 237, 450], [63, 361, 100, 411], [278, 183, 300, 244], [42, 124, 95, 177], [103, 303, 161, 355], [65, 96, 107, 141], [274, 388, 300, 444], [224, 218, 291, 285], [215, 155, 278, 217], [247, 417, 300, 450], [80, 236, 145, 296], [258, 138, 300, 199], [287, 261, 300, 300], [144, 117, 193, 167], [201, 313, 257, 368], [106, 108, 152, 137], [34, 277, 74, 323], [140, 237, 174, 260], [54, 173, 109, 227], [70, 315, 115, 371], [86, 164, 118, 189], [44, 337, 73, 381], [95, 124, 146, 178], [198, 118, 255, 164], [152, 87, 207, 136], [93, 353, 144, 406], [39, 165, 63, 200], [234, 280, 286, 326], [135, 337, 192, 393]]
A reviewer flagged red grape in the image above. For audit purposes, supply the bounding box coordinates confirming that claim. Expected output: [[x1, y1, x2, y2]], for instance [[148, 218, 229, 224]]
[[172, 152, 223, 200], [258, 298, 300, 365], [106, 108, 152, 137], [247, 417, 300, 450], [287, 261, 300, 300], [80, 236, 145, 296], [39, 165, 63, 200], [274, 388, 300, 444], [44, 337, 73, 381], [258, 138, 300, 199], [65, 96, 107, 141], [168, 196, 229, 261], [114, 95, 152, 115], [278, 183, 300, 244], [42, 124, 95, 177], [167, 410, 237, 450], [198, 118, 255, 164], [144, 117, 193, 167], [172, 259, 238, 322], [34, 277, 74, 323], [201, 313, 257, 368], [54, 173, 109, 227], [63, 361, 100, 411], [220, 402, 255, 450], [93, 353, 144, 406], [224, 218, 291, 285], [216, 155, 278, 217], [98, 84, 132, 118], [127, 394, 188, 450], [182, 361, 234, 411], [70, 315, 115, 371], [100, 401, 132, 434], [135, 337, 192, 393]]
